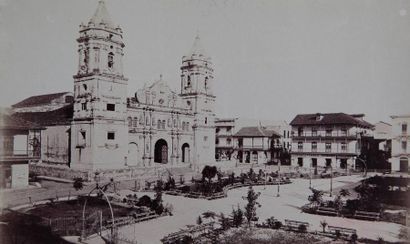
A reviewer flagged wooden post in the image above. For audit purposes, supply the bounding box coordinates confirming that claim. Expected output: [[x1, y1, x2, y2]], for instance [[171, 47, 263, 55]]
[[100, 210, 103, 236]]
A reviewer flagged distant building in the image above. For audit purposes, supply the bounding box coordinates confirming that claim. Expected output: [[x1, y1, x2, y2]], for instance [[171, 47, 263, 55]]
[[390, 115, 410, 172], [215, 118, 237, 161], [12, 92, 73, 113], [232, 126, 281, 164], [12, 94, 73, 166], [373, 121, 392, 152], [215, 118, 291, 162], [0, 112, 43, 189], [289, 113, 373, 171]]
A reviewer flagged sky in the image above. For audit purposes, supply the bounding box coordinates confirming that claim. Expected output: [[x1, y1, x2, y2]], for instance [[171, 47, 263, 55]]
[[0, 0, 409, 124]]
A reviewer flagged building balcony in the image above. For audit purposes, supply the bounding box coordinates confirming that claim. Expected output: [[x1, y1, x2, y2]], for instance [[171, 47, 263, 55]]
[[291, 150, 357, 157], [291, 134, 357, 140], [0, 150, 41, 162], [234, 145, 270, 150], [215, 133, 233, 137]]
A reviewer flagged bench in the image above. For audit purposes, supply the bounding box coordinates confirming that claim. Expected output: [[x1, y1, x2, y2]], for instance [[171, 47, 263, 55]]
[[316, 207, 338, 216], [328, 225, 356, 238], [161, 230, 189, 244], [354, 210, 380, 221], [284, 219, 309, 232]]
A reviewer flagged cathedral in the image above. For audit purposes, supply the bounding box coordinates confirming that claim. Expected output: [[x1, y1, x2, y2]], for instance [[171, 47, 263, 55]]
[[11, 1, 216, 171]]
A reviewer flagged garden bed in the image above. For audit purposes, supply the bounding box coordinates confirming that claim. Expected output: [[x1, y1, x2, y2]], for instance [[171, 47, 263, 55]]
[[164, 179, 291, 200]]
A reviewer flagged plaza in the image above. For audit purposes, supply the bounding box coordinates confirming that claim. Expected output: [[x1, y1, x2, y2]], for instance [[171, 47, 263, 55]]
[[74, 174, 403, 243]]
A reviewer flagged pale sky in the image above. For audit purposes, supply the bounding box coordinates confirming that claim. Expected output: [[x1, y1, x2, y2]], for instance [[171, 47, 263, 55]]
[[1, 0, 409, 124]]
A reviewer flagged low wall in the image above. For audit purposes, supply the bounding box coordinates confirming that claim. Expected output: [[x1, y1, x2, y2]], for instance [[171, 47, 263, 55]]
[[29, 164, 180, 183], [30, 164, 92, 181]]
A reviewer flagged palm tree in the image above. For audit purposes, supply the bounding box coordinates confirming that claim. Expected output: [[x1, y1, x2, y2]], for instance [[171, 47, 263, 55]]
[[308, 188, 324, 207]]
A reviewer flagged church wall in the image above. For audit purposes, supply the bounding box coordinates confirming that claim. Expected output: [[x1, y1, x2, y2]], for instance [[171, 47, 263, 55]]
[[126, 106, 195, 167], [92, 120, 128, 169]]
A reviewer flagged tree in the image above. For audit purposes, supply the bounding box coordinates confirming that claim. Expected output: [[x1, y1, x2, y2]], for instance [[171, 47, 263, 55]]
[[339, 188, 350, 197], [219, 212, 230, 230], [248, 168, 255, 181], [243, 186, 261, 227], [231, 206, 244, 228], [351, 233, 358, 243], [202, 166, 217, 184], [73, 178, 83, 191], [333, 195, 343, 213], [152, 180, 164, 214], [265, 217, 276, 229], [308, 188, 324, 207], [197, 216, 203, 225], [320, 220, 327, 233]]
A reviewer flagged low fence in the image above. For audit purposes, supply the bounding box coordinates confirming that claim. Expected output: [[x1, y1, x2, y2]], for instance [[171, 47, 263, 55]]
[[165, 179, 292, 200]]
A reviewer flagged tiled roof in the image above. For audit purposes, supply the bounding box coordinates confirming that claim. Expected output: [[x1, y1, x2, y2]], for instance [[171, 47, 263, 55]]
[[12, 92, 71, 108], [234, 126, 281, 137], [0, 112, 41, 130], [290, 113, 373, 128], [12, 104, 73, 126]]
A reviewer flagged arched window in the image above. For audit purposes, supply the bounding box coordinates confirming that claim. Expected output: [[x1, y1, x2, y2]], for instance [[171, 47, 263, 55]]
[[108, 52, 114, 68], [205, 117, 208, 124], [158, 120, 162, 129], [133, 117, 138, 127], [162, 120, 166, 129], [128, 117, 132, 127]]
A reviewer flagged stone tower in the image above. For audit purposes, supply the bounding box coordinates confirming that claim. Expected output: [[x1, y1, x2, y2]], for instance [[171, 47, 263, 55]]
[[180, 35, 216, 164], [71, 0, 128, 170]]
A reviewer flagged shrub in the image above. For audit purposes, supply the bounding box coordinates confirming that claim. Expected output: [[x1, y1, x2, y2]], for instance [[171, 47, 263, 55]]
[[73, 178, 84, 191], [137, 195, 152, 207], [298, 224, 307, 233], [273, 221, 282, 229], [350, 233, 358, 242]]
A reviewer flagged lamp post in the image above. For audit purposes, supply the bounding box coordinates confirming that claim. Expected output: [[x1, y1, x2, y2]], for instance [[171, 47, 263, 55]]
[[329, 162, 333, 197], [277, 159, 281, 197], [309, 161, 312, 189]]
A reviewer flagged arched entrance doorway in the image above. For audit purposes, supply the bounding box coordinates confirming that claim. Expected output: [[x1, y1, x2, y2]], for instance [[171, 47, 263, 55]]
[[181, 143, 190, 163], [400, 157, 409, 172], [154, 139, 168, 163], [127, 143, 140, 166]]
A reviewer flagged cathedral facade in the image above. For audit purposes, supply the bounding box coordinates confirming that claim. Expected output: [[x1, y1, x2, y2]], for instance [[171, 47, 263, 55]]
[[13, 1, 216, 171]]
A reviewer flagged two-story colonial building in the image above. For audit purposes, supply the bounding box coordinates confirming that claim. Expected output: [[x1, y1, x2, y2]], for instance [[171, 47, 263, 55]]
[[290, 113, 373, 171]]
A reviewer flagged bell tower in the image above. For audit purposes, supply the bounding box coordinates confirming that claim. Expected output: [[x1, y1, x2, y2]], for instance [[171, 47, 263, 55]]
[[71, 0, 128, 170], [180, 35, 216, 164]]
